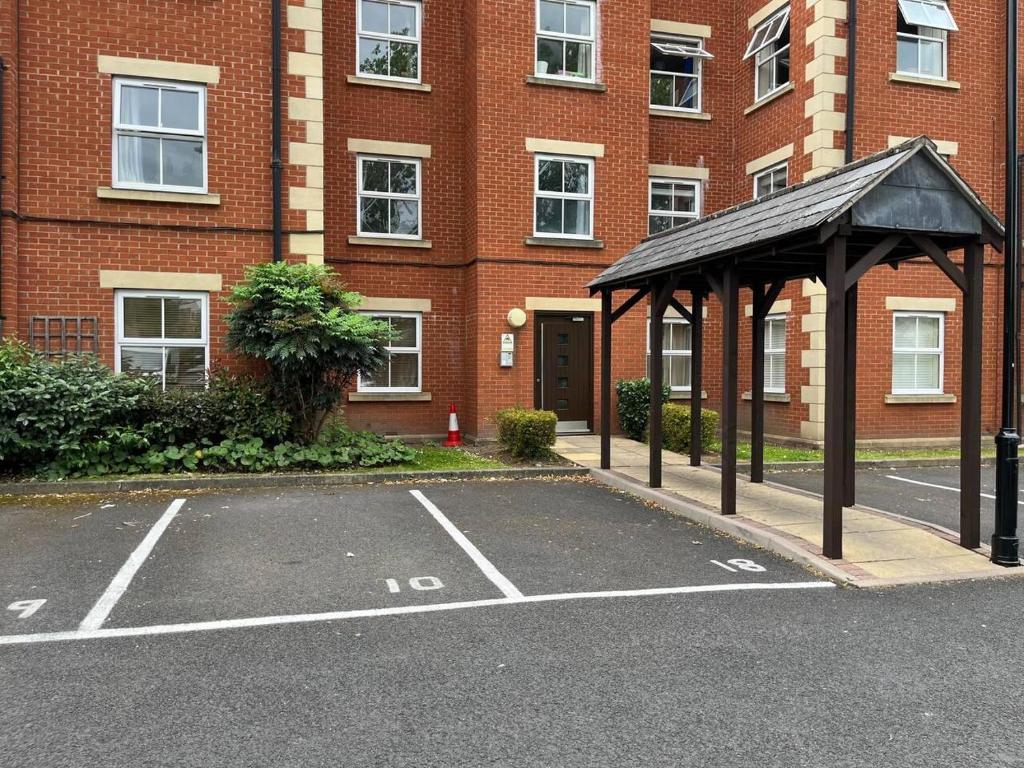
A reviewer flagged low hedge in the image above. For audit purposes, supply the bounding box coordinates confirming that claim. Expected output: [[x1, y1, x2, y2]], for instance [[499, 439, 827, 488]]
[[495, 407, 557, 459], [616, 378, 671, 441], [658, 403, 720, 454]]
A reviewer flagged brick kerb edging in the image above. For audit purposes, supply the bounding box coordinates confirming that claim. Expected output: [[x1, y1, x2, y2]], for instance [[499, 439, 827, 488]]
[[0, 466, 589, 496]]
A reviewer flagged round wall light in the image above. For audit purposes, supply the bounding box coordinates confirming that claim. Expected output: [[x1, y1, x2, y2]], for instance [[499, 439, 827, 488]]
[[507, 308, 527, 328]]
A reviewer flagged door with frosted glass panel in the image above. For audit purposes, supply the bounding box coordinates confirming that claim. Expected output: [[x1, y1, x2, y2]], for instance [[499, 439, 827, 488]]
[[534, 313, 593, 434]]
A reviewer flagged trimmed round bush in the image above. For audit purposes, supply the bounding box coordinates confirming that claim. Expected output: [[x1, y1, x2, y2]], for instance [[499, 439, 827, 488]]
[[495, 407, 557, 459]]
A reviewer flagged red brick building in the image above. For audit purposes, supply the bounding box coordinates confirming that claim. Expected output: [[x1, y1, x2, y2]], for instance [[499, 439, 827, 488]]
[[0, 0, 1019, 445]]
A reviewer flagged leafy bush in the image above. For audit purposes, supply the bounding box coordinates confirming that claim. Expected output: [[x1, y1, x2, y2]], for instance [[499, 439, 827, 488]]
[[135, 371, 291, 446], [615, 378, 671, 441], [0, 341, 152, 472], [225, 262, 393, 442], [495, 407, 557, 459], [658, 404, 720, 454], [39, 426, 416, 480]]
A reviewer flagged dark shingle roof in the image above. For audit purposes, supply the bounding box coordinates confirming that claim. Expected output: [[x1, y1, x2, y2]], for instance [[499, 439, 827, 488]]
[[589, 137, 1001, 290]]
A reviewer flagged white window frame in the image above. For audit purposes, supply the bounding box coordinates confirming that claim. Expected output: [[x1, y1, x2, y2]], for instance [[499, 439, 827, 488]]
[[753, 162, 788, 199], [533, 153, 595, 240], [649, 35, 710, 113], [896, 3, 950, 81], [535, 0, 597, 83], [648, 177, 701, 236], [764, 314, 786, 394], [646, 318, 693, 393], [355, 0, 423, 84], [357, 311, 423, 393], [356, 154, 422, 240], [114, 289, 210, 391], [744, 6, 791, 102], [891, 311, 945, 395], [112, 78, 208, 194]]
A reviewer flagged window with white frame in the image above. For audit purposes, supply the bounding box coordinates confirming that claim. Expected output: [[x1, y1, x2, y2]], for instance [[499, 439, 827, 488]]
[[896, 0, 957, 80], [743, 6, 790, 101], [764, 315, 786, 393], [358, 312, 422, 392], [356, 0, 421, 82], [892, 312, 944, 394], [753, 162, 788, 198], [357, 155, 421, 238], [650, 35, 712, 112], [113, 78, 206, 193], [648, 178, 700, 235], [647, 319, 692, 392], [536, 0, 596, 81], [115, 290, 208, 390], [534, 154, 594, 238]]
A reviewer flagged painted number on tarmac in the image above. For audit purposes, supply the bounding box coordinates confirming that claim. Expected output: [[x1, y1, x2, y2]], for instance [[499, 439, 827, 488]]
[[710, 559, 767, 573], [385, 577, 445, 593], [7, 599, 47, 619]]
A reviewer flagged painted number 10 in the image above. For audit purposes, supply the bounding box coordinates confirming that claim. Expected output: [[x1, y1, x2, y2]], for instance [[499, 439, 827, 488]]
[[711, 559, 767, 573], [385, 577, 444, 593]]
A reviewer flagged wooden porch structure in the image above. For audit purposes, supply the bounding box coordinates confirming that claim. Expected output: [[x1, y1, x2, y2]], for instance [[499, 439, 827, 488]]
[[590, 138, 1004, 559]]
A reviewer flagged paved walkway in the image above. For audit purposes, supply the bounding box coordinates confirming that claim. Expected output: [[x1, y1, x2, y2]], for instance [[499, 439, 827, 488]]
[[556, 435, 1016, 586]]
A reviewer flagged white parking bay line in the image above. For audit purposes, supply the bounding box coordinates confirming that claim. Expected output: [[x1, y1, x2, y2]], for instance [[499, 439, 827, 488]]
[[78, 498, 186, 631], [886, 475, 1024, 506], [409, 489, 524, 599], [0, 581, 835, 647]]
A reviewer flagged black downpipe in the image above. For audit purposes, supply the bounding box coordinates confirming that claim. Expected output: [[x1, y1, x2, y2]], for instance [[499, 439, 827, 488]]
[[271, 0, 283, 263], [844, 0, 856, 164], [993, 0, 1021, 566], [0, 56, 6, 336]]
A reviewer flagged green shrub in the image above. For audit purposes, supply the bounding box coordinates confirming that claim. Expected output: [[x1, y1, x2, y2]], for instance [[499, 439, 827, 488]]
[[495, 407, 557, 459], [39, 425, 416, 480], [659, 404, 720, 454], [135, 370, 291, 446], [225, 262, 393, 442], [0, 341, 152, 472], [615, 378, 671, 441]]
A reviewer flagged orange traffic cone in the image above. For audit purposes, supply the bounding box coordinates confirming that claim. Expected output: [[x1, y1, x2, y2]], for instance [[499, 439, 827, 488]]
[[444, 403, 463, 447]]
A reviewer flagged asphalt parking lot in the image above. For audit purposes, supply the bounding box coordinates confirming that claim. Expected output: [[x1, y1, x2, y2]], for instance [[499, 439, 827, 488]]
[[3, 478, 1024, 767], [769, 464, 1024, 544], [0, 479, 824, 645]]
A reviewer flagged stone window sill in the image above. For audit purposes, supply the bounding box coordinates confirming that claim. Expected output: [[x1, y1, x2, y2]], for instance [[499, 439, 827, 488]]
[[743, 82, 795, 115], [97, 187, 221, 205], [884, 393, 957, 405], [670, 390, 708, 400], [346, 75, 432, 92], [742, 391, 791, 403], [888, 72, 961, 90], [524, 236, 604, 249], [525, 75, 607, 92], [649, 108, 712, 121], [348, 392, 432, 403], [348, 236, 432, 249]]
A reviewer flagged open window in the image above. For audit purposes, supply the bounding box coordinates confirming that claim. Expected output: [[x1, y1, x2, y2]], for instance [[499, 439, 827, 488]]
[[743, 6, 790, 101], [897, 0, 957, 80], [650, 36, 712, 113]]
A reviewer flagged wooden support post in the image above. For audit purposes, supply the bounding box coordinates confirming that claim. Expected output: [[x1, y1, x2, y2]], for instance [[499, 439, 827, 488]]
[[960, 241, 984, 549], [843, 283, 858, 507], [721, 267, 739, 515], [600, 290, 612, 471], [823, 236, 847, 559], [690, 291, 704, 467], [649, 282, 671, 489], [750, 283, 766, 484]]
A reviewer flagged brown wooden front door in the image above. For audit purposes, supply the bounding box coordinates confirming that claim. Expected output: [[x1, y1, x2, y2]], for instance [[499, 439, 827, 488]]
[[534, 313, 593, 432]]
